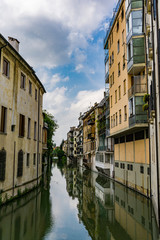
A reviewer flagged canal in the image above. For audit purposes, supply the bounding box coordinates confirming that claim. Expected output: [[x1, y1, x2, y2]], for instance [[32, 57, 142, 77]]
[[0, 164, 159, 240]]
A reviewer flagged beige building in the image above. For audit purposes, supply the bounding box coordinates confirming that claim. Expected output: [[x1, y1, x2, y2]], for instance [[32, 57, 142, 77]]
[[104, 0, 149, 196], [82, 104, 97, 171], [0, 34, 45, 202]]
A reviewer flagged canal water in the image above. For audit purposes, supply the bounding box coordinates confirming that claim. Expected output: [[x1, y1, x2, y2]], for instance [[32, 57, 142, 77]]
[[0, 164, 159, 240]]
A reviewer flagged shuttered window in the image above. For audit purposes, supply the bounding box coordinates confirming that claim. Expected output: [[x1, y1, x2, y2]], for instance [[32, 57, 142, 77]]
[[3, 58, 10, 77], [17, 150, 23, 177], [20, 73, 25, 89], [0, 148, 6, 181], [19, 114, 25, 137], [0, 106, 7, 133]]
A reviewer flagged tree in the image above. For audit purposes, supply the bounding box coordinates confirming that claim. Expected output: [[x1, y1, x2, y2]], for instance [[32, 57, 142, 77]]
[[60, 139, 64, 150], [43, 110, 58, 158]]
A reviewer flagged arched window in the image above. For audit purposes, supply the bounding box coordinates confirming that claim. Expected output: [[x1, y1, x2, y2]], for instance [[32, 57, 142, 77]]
[[0, 148, 6, 181], [17, 150, 23, 177]]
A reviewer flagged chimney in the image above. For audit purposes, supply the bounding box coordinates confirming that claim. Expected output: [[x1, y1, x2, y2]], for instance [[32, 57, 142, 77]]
[[8, 37, 20, 52]]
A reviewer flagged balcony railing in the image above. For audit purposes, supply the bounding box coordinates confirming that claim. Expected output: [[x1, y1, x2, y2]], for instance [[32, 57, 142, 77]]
[[129, 114, 148, 126], [128, 75, 147, 98], [105, 71, 109, 83], [88, 133, 95, 140], [87, 118, 95, 125], [98, 145, 114, 152]]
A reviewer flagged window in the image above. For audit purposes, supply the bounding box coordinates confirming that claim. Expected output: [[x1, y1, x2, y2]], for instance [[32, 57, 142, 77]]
[[29, 81, 32, 95], [135, 131, 144, 140], [129, 98, 134, 116], [115, 162, 119, 167], [124, 79, 126, 95], [117, 40, 120, 53], [116, 112, 118, 126], [128, 42, 132, 61], [17, 150, 23, 177], [20, 73, 26, 89], [113, 114, 115, 127], [19, 114, 25, 137], [0, 106, 7, 133], [110, 75, 112, 87], [119, 109, 121, 124], [33, 153, 36, 165], [111, 32, 113, 44], [115, 90, 117, 103], [34, 122, 37, 140], [121, 8, 124, 21], [35, 89, 37, 101], [26, 153, 30, 167], [0, 148, 6, 181], [3, 58, 10, 77], [124, 105, 127, 121], [112, 72, 114, 85], [147, 167, 150, 175], [111, 116, 113, 128], [140, 166, 144, 174], [118, 62, 121, 76], [110, 95, 112, 108], [118, 85, 121, 100], [39, 153, 40, 164], [123, 54, 125, 69], [110, 56, 112, 67], [112, 51, 114, 64], [117, 20, 119, 32], [27, 118, 31, 138], [122, 30, 124, 45]]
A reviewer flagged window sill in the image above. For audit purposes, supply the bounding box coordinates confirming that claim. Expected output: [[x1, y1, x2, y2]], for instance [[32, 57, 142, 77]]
[[19, 136, 24, 138], [0, 132, 7, 135], [27, 137, 31, 140], [2, 73, 10, 79]]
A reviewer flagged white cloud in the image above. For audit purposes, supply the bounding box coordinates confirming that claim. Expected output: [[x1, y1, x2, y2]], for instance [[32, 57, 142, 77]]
[[48, 88, 104, 145]]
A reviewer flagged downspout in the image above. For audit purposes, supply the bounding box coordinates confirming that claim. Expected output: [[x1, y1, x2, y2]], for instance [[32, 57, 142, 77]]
[[37, 87, 41, 186], [151, 0, 160, 228], [155, 0, 160, 229], [144, 0, 152, 197]]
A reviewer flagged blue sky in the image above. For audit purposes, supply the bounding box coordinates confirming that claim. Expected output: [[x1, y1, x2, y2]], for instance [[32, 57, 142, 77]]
[[0, 0, 117, 145]]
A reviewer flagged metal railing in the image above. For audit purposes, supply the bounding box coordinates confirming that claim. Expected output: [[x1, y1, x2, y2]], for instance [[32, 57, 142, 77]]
[[128, 75, 147, 98]]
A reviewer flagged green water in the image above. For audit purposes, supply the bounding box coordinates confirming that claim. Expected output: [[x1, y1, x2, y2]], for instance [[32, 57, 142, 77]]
[[0, 164, 159, 240]]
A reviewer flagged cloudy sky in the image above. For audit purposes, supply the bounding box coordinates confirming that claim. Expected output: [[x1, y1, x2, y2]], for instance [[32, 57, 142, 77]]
[[1, 0, 117, 145]]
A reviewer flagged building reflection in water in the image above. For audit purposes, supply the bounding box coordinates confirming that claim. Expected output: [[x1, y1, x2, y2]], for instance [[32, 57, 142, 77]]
[[0, 178, 53, 240], [65, 166, 159, 240]]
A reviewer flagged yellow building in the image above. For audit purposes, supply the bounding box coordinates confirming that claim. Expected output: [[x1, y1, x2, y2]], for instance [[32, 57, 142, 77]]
[[0, 34, 45, 202], [104, 0, 149, 196], [82, 104, 97, 171]]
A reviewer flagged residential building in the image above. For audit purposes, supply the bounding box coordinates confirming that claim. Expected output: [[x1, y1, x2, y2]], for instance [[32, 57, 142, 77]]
[[95, 93, 114, 177], [76, 113, 83, 167], [145, 0, 160, 226], [0, 34, 45, 202], [62, 140, 68, 155], [104, 0, 149, 196], [82, 104, 97, 171]]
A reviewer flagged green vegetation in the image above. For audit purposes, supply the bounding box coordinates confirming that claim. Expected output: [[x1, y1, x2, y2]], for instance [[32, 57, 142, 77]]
[[143, 94, 150, 111], [43, 110, 58, 158], [53, 147, 67, 166]]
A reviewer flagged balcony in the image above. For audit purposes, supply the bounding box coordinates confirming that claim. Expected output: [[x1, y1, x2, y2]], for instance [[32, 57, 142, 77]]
[[126, 0, 143, 19], [105, 72, 109, 83], [88, 133, 95, 140], [127, 37, 145, 74], [98, 145, 114, 152], [129, 114, 148, 126], [87, 118, 95, 125], [128, 75, 147, 98]]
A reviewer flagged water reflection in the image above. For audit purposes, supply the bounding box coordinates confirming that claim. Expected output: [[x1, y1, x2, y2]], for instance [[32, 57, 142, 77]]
[[64, 166, 159, 240], [0, 182, 53, 240], [0, 165, 159, 240]]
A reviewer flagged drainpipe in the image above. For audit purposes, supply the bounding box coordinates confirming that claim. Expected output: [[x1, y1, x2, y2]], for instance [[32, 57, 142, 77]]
[[151, 0, 160, 228], [37, 87, 41, 186]]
